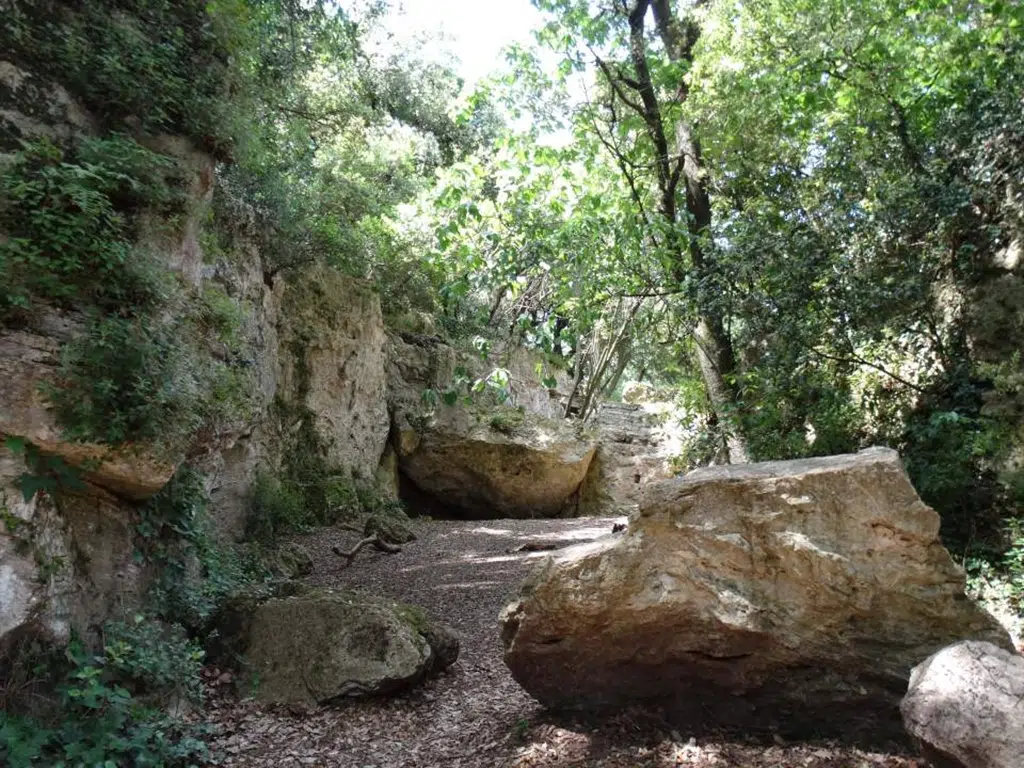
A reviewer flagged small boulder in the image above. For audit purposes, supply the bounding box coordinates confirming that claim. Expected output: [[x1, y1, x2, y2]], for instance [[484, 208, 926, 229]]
[[901, 640, 1024, 768], [365, 513, 416, 544], [267, 542, 314, 579], [238, 589, 457, 706]]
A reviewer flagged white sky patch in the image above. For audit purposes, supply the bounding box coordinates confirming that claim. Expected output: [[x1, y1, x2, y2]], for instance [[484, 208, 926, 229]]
[[387, 0, 548, 86]]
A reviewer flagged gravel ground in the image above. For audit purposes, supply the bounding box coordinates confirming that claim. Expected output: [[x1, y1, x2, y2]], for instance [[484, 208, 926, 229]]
[[203, 517, 923, 768]]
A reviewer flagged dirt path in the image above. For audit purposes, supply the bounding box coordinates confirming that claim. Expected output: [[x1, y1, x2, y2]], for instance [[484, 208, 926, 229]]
[[204, 518, 922, 768]]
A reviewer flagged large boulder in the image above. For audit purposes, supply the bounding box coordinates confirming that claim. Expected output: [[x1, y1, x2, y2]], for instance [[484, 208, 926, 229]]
[[236, 589, 458, 706], [393, 405, 597, 518], [901, 640, 1024, 768], [384, 332, 590, 518], [500, 448, 1011, 736]]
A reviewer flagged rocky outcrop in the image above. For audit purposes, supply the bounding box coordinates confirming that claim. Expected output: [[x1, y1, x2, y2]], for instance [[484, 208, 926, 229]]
[[278, 267, 390, 480], [0, 61, 393, 650], [385, 333, 570, 422], [901, 640, 1024, 768], [386, 334, 593, 518], [579, 402, 681, 517], [0, 313, 177, 500], [394, 405, 597, 518], [235, 589, 458, 706], [500, 448, 1011, 736], [0, 455, 152, 645]]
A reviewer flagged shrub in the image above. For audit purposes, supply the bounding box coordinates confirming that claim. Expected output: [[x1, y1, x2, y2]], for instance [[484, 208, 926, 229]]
[[0, 626, 211, 768], [0, 137, 176, 319], [46, 315, 202, 448], [246, 470, 307, 543], [489, 405, 525, 434], [0, 0, 234, 148], [101, 617, 205, 704], [140, 466, 270, 630]]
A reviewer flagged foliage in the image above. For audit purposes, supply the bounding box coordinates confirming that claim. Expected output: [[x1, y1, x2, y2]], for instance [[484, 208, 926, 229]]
[[101, 617, 205, 704], [435, 0, 1024, 551], [423, 364, 515, 409], [0, 0, 236, 150], [139, 466, 270, 630], [0, 136, 175, 320], [246, 469, 307, 543], [247, 454, 406, 543], [3, 436, 86, 502], [0, 626, 210, 768], [46, 316, 200, 447], [0, 131, 256, 451]]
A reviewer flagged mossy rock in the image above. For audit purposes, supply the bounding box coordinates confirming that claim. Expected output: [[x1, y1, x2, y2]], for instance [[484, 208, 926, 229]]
[[221, 588, 457, 706], [364, 513, 416, 544], [488, 405, 526, 434], [266, 541, 314, 579]]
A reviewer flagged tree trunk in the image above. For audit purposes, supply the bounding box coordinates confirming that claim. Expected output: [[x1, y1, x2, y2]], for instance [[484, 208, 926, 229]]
[[634, 0, 750, 462]]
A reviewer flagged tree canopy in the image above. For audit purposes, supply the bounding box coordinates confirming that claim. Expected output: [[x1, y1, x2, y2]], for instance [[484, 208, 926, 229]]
[[416, 0, 1024, 546]]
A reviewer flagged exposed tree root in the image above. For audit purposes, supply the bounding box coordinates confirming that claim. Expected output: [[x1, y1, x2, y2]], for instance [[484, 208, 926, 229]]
[[332, 534, 402, 566]]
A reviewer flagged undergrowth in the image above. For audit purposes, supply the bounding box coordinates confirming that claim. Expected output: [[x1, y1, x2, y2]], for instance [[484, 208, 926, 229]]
[[0, 466, 273, 766], [0, 621, 211, 768], [1, 135, 256, 453]]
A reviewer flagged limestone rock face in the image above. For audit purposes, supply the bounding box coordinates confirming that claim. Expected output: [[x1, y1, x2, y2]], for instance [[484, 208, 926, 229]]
[[901, 640, 1024, 768], [278, 267, 390, 480], [0, 315, 177, 500], [579, 402, 679, 517], [501, 448, 1011, 735], [385, 333, 570, 422], [239, 590, 458, 705], [395, 406, 597, 519], [0, 449, 151, 645]]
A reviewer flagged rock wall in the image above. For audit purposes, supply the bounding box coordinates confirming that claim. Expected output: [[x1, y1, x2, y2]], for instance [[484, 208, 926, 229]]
[[277, 267, 390, 481], [0, 66, 213, 644], [579, 402, 683, 517], [0, 62, 393, 647]]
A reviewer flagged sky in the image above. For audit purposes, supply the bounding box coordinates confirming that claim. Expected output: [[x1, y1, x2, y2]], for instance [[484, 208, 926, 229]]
[[387, 0, 549, 85]]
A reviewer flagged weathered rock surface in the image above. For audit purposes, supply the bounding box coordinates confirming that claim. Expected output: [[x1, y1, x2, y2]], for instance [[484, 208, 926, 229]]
[[239, 589, 458, 705], [277, 267, 390, 480], [0, 316, 177, 500], [385, 332, 591, 517], [500, 448, 1011, 736], [385, 333, 570, 422], [394, 406, 597, 518], [0, 450, 151, 645], [265, 542, 314, 580], [579, 402, 680, 517], [901, 640, 1024, 768]]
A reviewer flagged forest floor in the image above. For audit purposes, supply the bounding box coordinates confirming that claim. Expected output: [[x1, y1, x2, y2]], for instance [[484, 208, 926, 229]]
[[203, 517, 924, 768]]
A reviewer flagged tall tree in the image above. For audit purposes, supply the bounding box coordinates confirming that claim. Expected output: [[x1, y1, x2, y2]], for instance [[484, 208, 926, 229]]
[[541, 0, 749, 461]]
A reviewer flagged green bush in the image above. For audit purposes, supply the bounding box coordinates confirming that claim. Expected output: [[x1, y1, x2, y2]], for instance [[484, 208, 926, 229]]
[[247, 433, 408, 543], [0, 137, 176, 319], [0, 627, 211, 768], [46, 316, 201, 448], [246, 470, 307, 543], [43, 299, 255, 451], [489, 405, 525, 434], [0, 0, 234, 148], [101, 617, 205, 704], [139, 467, 270, 630]]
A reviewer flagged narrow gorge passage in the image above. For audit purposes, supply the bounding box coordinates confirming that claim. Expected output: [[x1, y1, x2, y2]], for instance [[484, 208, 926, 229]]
[[203, 518, 919, 768]]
